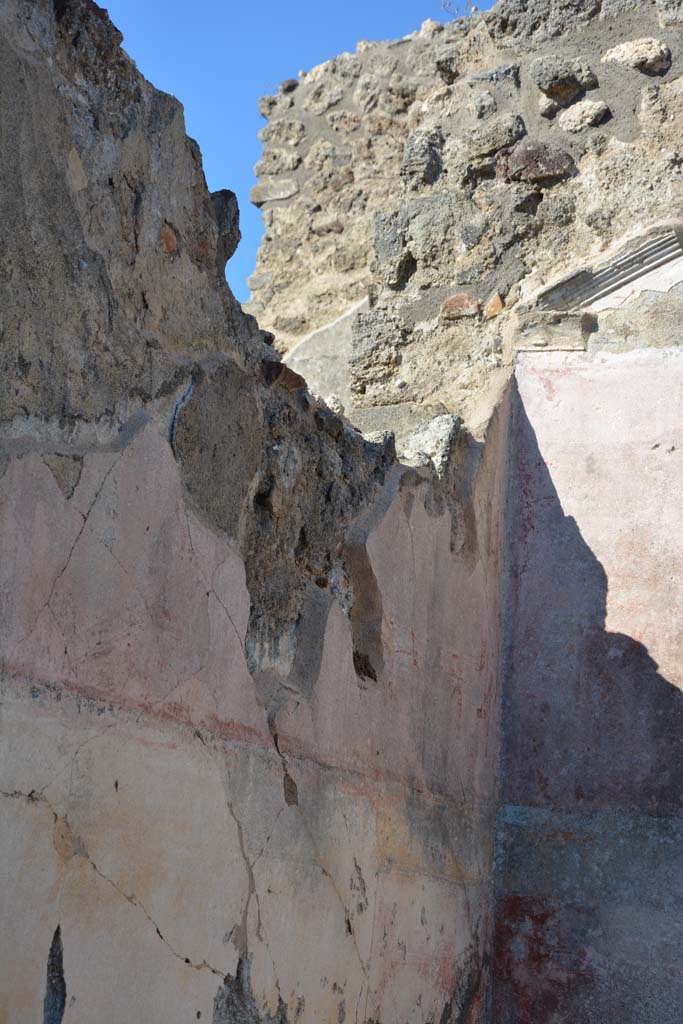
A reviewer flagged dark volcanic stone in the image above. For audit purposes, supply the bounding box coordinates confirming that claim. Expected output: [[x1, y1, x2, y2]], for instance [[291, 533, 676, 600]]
[[529, 54, 597, 102], [211, 189, 241, 270], [501, 139, 575, 183], [400, 128, 444, 189], [435, 47, 459, 84], [469, 63, 521, 87]]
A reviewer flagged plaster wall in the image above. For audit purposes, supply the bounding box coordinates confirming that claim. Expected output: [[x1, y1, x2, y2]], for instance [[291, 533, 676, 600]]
[[3, 315, 682, 1024], [494, 349, 683, 1022], [0, 400, 508, 1023]]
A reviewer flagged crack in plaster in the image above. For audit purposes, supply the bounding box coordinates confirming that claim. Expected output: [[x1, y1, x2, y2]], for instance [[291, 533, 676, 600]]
[[7, 672, 491, 818], [0, 787, 224, 978], [218, 760, 286, 1007], [49, 453, 123, 596], [100, 541, 186, 643], [9, 453, 125, 662], [36, 728, 114, 798], [185, 509, 247, 658], [266, 714, 370, 981]]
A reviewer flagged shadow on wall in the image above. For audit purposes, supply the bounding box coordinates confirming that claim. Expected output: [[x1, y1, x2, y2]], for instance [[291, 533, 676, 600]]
[[493, 382, 683, 1024]]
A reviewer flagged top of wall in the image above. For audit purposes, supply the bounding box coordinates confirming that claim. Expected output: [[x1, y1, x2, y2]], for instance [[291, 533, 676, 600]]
[[248, 0, 683, 434]]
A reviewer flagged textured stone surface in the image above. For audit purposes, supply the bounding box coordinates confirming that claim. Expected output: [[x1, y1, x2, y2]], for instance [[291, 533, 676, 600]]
[[483, 292, 505, 319], [558, 99, 610, 132], [400, 127, 445, 188], [248, 0, 683, 438], [250, 178, 300, 206], [0, 0, 264, 424], [529, 54, 598, 101], [442, 293, 481, 319], [486, 0, 601, 43], [502, 138, 575, 182], [658, 0, 683, 25], [602, 36, 672, 73]]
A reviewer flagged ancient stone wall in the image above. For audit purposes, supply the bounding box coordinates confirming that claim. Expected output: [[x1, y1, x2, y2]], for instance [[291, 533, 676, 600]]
[[3, 1, 683, 1022], [249, 0, 683, 438]]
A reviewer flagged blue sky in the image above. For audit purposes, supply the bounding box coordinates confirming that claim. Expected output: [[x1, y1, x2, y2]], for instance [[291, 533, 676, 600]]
[[104, 0, 493, 302]]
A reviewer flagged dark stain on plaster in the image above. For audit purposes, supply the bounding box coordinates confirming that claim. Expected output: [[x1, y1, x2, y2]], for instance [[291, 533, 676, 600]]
[[440, 942, 488, 1024], [43, 925, 66, 1024], [351, 857, 368, 914], [345, 533, 384, 684], [403, 789, 468, 881], [493, 895, 586, 1023], [169, 375, 197, 456], [440, 430, 484, 564], [268, 716, 299, 807], [250, 585, 334, 710], [440, 942, 489, 1024], [213, 956, 287, 1024], [352, 650, 377, 682], [400, 424, 484, 566]]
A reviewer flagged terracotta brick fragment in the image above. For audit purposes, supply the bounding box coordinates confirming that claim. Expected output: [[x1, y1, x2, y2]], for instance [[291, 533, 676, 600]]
[[442, 294, 480, 320], [159, 222, 177, 255], [484, 291, 505, 319]]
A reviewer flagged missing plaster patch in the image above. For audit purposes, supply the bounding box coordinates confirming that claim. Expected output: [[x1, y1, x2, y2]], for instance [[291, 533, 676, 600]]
[[173, 361, 263, 539], [42, 454, 83, 500], [283, 770, 299, 806], [213, 956, 287, 1024], [43, 925, 66, 1024]]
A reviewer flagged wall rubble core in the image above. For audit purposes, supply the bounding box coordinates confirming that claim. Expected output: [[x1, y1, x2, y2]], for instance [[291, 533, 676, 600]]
[[249, 0, 683, 439], [1, 1, 682, 1023]]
